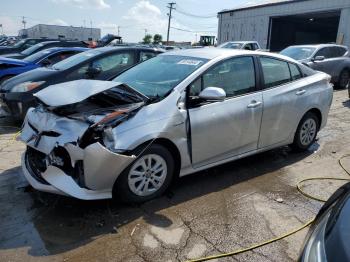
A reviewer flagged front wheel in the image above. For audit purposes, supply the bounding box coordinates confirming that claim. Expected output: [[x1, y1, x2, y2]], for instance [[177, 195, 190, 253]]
[[114, 144, 174, 203], [291, 112, 319, 152], [338, 69, 350, 89]]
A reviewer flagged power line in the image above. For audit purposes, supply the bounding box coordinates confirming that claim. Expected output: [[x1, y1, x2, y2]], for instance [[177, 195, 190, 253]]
[[166, 2, 176, 43], [174, 4, 217, 19], [170, 26, 216, 33]]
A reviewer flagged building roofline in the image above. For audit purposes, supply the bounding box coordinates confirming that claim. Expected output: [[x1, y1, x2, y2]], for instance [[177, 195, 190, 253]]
[[21, 23, 101, 30], [218, 0, 309, 14]]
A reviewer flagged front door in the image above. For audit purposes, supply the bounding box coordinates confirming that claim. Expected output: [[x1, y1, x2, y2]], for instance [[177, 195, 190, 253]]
[[188, 56, 263, 168]]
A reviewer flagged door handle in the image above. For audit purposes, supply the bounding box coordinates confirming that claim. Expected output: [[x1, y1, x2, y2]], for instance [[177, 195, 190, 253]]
[[247, 100, 262, 108], [296, 90, 306, 95]]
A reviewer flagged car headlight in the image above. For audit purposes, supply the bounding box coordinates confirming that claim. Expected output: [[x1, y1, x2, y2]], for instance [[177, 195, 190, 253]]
[[301, 211, 330, 262], [10, 81, 45, 93]]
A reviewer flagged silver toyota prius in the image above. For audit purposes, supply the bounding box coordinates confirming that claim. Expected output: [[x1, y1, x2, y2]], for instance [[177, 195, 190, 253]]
[[19, 48, 333, 202]]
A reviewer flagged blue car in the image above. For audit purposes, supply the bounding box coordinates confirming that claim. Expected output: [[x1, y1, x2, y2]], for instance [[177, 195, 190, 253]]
[[0, 47, 89, 84]]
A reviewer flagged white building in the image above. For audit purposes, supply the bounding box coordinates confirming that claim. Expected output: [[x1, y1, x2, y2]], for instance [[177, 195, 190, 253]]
[[217, 0, 350, 51], [19, 24, 101, 41]]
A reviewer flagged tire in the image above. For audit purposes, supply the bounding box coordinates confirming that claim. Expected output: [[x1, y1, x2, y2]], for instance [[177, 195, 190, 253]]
[[0, 75, 14, 85], [113, 144, 175, 203], [338, 69, 350, 89], [291, 112, 319, 152]]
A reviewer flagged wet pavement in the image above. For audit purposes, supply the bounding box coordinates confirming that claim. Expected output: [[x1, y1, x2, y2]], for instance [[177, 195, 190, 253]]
[[1, 90, 350, 262]]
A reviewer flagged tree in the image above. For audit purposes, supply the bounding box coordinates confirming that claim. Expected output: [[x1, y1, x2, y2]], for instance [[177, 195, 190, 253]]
[[143, 34, 152, 44], [153, 34, 163, 44]]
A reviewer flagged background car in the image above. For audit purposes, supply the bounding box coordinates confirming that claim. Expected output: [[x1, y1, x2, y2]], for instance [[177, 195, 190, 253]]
[[0, 46, 163, 119], [299, 182, 350, 262], [280, 44, 350, 89], [1, 40, 89, 59], [19, 48, 333, 202], [0, 47, 88, 84], [0, 38, 56, 55], [218, 41, 261, 50]]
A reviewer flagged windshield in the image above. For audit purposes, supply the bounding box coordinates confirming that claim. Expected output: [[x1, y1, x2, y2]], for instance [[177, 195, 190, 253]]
[[113, 55, 208, 99], [218, 42, 243, 49], [280, 47, 316, 60], [23, 49, 52, 63], [52, 49, 100, 70], [13, 39, 26, 48], [21, 43, 45, 55]]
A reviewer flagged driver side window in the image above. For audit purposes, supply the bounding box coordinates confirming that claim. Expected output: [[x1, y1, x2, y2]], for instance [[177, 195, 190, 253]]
[[202, 56, 256, 97], [189, 56, 256, 100]]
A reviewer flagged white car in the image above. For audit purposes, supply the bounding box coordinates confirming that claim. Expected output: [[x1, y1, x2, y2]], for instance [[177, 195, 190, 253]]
[[19, 49, 333, 202]]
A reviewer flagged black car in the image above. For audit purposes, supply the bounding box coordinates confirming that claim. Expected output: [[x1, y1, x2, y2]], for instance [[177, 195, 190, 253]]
[[1, 41, 89, 59], [299, 182, 350, 262], [0, 46, 163, 119], [0, 38, 57, 55]]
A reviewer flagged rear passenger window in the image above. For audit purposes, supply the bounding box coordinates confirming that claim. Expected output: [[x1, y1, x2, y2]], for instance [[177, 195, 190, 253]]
[[202, 56, 256, 97], [139, 51, 157, 62], [289, 63, 302, 80], [260, 57, 291, 88]]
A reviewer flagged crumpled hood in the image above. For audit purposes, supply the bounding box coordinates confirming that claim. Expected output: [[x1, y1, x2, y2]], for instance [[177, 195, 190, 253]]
[[35, 79, 139, 107], [0, 57, 29, 66]]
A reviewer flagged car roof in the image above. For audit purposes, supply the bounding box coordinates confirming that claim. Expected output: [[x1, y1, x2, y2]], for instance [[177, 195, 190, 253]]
[[41, 47, 89, 52], [287, 44, 348, 49], [161, 48, 296, 62], [223, 41, 257, 44], [93, 46, 164, 53]]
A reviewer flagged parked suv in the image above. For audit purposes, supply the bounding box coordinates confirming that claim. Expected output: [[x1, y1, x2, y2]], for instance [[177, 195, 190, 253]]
[[280, 44, 350, 89]]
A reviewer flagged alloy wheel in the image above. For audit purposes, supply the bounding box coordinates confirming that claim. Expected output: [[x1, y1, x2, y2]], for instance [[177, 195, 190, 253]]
[[127, 154, 167, 196], [300, 118, 317, 146]]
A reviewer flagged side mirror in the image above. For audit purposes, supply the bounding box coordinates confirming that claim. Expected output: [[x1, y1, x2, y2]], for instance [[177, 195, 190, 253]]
[[313, 56, 325, 62], [86, 66, 102, 77], [199, 87, 226, 102]]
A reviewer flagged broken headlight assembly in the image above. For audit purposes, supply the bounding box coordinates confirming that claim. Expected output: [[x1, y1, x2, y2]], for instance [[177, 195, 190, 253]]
[[11, 81, 46, 93]]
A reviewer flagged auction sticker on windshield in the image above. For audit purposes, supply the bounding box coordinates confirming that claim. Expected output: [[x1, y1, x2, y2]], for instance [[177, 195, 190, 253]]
[[177, 59, 202, 66]]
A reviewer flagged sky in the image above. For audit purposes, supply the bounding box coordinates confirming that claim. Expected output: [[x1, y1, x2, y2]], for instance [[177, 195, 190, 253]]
[[0, 0, 270, 43]]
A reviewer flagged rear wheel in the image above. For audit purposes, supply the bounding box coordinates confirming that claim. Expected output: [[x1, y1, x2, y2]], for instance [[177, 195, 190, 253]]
[[114, 144, 174, 203], [338, 69, 350, 89], [292, 112, 319, 152]]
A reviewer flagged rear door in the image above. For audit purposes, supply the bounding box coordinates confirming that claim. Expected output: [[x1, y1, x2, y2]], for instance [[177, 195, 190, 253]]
[[258, 56, 306, 148], [188, 56, 263, 167]]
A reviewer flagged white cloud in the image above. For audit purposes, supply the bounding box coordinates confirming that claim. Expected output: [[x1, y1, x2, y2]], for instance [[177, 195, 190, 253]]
[[0, 16, 22, 36], [122, 0, 167, 33], [48, 19, 69, 26], [52, 0, 110, 10]]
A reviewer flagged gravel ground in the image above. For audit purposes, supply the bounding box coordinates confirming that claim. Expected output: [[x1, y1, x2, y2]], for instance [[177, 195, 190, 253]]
[[0, 90, 349, 262]]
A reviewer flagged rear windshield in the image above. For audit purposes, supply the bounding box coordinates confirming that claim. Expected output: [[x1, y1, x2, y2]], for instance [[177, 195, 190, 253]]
[[280, 47, 316, 60], [218, 42, 243, 49], [52, 49, 101, 70], [21, 43, 46, 56], [23, 49, 52, 63]]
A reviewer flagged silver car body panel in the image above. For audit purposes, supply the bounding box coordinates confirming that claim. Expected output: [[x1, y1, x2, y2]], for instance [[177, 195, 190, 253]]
[[20, 48, 333, 199]]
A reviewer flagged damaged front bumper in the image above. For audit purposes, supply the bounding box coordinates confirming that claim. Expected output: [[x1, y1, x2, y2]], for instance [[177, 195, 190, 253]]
[[20, 107, 136, 200]]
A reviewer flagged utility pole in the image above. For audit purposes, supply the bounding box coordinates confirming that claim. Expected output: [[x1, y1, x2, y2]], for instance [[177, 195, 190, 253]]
[[22, 16, 26, 29], [144, 28, 148, 37], [166, 2, 176, 44], [117, 26, 120, 36], [90, 20, 92, 38]]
